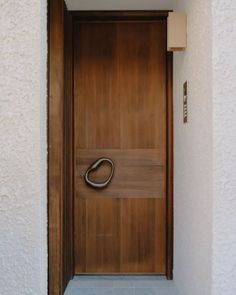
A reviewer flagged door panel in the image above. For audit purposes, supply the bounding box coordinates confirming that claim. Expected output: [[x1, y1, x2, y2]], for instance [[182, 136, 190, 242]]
[[74, 23, 120, 149], [120, 198, 166, 273], [77, 198, 121, 273], [74, 21, 167, 274], [74, 198, 165, 273], [76, 149, 165, 198]]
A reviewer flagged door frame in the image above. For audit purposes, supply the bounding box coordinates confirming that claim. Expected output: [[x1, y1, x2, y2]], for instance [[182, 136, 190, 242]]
[[48, 5, 173, 295]]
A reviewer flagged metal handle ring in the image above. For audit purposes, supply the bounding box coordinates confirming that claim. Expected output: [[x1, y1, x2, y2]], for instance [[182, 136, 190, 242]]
[[84, 157, 115, 189]]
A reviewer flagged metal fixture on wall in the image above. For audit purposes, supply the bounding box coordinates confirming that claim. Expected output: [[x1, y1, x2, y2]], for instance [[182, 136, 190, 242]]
[[167, 12, 187, 51], [183, 81, 188, 123]]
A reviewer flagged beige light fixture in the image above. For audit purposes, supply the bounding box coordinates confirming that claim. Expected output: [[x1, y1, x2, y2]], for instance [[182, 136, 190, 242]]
[[167, 12, 187, 51]]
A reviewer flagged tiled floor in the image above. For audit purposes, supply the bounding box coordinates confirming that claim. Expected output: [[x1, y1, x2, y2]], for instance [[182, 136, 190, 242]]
[[64, 276, 178, 295]]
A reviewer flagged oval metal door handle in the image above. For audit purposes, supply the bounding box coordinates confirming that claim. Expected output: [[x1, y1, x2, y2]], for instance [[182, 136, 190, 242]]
[[84, 157, 115, 189]]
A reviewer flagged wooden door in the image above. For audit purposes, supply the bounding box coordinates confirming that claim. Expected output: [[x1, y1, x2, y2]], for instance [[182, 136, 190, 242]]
[[73, 20, 168, 274]]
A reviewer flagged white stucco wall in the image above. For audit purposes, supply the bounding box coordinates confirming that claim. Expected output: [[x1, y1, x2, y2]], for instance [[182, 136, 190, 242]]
[[173, 1, 213, 295], [212, 1, 236, 294], [174, 1, 236, 295], [0, 1, 47, 295]]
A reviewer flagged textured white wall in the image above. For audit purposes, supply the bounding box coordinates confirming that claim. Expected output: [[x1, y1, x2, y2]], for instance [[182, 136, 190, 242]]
[[0, 1, 47, 295], [65, 0, 174, 10], [212, 0, 236, 294], [173, 1, 213, 295]]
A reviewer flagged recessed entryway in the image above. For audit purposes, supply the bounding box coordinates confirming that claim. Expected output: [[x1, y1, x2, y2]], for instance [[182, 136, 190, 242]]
[[48, 3, 173, 295]]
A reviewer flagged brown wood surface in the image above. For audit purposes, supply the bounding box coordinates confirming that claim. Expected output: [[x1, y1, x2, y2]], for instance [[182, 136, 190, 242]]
[[74, 198, 166, 273], [48, 0, 64, 294], [62, 6, 74, 291], [74, 22, 166, 149], [166, 52, 174, 279], [76, 149, 165, 198], [120, 198, 166, 273], [48, 9, 173, 295], [73, 21, 167, 274], [71, 10, 169, 22]]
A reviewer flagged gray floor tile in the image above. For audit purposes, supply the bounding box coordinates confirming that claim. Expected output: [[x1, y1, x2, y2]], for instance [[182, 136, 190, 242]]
[[135, 288, 156, 295], [64, 288, 95, 295], [65, 276, 178, 295], [93, 280, 114, 288], [93, 287, 113, 295], [112, 280, 134, 288], [113, 288, 135, 295], [155, 288, 177, 295], [73, 275, 96, 281], [134, 280, 175, 288], [68, 280, 95, 288]]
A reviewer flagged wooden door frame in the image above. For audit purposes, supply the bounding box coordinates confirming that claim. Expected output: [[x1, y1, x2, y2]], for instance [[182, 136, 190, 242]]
[[48, 5, 173, 295], [48, 1, 65, 295]]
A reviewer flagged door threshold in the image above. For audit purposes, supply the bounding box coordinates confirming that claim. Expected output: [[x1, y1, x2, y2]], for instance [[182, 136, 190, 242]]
[[64, 275, 176, 295]]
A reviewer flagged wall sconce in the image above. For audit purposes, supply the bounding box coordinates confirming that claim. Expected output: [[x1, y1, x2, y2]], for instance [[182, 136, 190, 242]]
[[167, 12, 187, 52]]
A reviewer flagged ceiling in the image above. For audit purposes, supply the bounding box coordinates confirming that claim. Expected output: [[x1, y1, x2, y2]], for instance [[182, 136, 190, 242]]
[[65, 0, 175, 11]]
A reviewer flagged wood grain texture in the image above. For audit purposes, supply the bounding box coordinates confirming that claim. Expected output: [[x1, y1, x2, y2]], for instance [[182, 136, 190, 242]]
[[74, 22, 166, 149], [74, 23, 120, 149], [120, 198, 166, 273], [117, 22, 166, 149], [166, 52, 174, 279], [62, 6, 74, 291], [48, 9, 174, 294], [74, 197, 120, 274], [48, 0, 64, 294], [71, 10, 170, 22], [73, 21, 167, 274], [75, 198, 165, 274], [76, 149, 165, 198]]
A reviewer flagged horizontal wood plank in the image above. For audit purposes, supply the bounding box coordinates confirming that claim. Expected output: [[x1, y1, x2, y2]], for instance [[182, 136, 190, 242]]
[[75, 149, 165, 198]]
